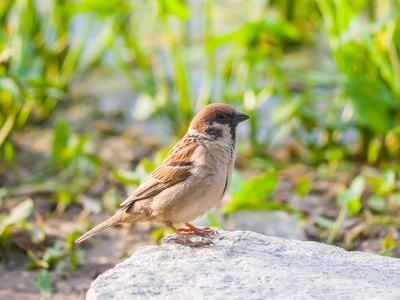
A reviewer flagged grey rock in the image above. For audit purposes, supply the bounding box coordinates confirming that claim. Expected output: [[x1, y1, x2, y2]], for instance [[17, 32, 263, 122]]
[[87, 230, 400, 300]]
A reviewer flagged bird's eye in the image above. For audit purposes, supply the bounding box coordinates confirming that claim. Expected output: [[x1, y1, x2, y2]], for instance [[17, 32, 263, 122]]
[[217, 113, 225, 120]]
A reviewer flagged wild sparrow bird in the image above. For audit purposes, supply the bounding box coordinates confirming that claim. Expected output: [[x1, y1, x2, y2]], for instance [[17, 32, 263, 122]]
[[75, 103, 249, 247]]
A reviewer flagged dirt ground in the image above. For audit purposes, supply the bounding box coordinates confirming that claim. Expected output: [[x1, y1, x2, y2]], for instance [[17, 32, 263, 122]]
[[0, 216, 160, 299]]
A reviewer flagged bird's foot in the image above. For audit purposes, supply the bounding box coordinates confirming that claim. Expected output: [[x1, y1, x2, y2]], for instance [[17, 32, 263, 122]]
[[167, 236, 214, 247], [177, 223, 218, 237], [164, 222, 215, 247]]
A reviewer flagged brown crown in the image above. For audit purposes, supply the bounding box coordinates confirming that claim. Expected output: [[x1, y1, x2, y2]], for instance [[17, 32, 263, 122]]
[[190, 103, 236, 131]]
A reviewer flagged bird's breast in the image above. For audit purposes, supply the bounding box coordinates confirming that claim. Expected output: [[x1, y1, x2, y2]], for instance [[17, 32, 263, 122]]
[[150, 140, 235, 224]]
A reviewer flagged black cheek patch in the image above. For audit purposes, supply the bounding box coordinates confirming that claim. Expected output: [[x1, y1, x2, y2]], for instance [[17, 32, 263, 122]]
[[205, 127, 223, 138]]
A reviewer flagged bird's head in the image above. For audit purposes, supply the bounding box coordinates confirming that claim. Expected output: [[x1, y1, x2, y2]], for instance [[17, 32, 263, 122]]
[[189, 103, 249, 141]]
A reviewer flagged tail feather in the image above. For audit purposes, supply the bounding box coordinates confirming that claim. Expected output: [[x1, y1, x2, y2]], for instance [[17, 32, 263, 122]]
[[75, 212, 124, 243]]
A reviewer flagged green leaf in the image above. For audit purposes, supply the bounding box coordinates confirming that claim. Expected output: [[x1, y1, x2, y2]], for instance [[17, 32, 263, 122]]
[[69, 250, 81, 269], [161, 147, 174, 161], [37, 269, 52, 297], [111, 170, 139, 185], [381, 235, 399, 257], [258, 18, 302, 40], [42, 247, 67, 266], [347, 198, 361, 215], [223, 170, 278, 214], [139, 159, 157, 174], [27, 250, 49, 269], [66, 231, 82, 252], [381, 169, 396, 194], [367, 196, 386, 212], [159, 0, 189, 20], [367, 137, 382, 164], [368, 169, 396, 197], [336, 176, 365, 215], [337, 175, 365, 204], [154, 146, 175, 166], [74, 0, 132, 15], [388, 125, 400, 136], [4, 141, 16, 163], [234, 201, 299, 214], [383, 235, 393, 249], [344, 80, 396, 134], [57, 190, 72, 206], [234, 170, 277, 203], [51, 120, 69, 165], [324, 148, 344, 162], [1, 198, 34, 227], [295, 176, 311, 197]]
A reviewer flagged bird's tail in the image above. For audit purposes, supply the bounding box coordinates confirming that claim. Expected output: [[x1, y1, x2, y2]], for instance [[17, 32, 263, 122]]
[[75, 211, 125, 243]]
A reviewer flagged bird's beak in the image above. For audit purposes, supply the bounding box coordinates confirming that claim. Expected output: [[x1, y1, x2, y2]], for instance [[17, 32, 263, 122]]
[[232, 111, 250, 124]]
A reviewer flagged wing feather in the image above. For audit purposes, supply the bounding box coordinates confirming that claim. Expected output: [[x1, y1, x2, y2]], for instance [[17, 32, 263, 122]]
[[120, 139, 199, 207]]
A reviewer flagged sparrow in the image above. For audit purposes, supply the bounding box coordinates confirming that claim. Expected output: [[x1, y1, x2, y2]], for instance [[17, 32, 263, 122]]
[[75, 103, 249, 247]]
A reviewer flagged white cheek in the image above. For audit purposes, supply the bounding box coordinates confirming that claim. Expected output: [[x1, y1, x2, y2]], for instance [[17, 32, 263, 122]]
[[188, 123, 233, 141], [211, 123, 232, 139]]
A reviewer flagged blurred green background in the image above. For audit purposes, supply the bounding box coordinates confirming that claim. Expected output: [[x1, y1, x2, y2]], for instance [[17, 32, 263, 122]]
[[1, 0, 400, 298]]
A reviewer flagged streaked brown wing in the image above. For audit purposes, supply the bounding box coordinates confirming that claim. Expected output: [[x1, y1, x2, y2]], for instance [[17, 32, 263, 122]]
[[120, 140, 198, 207]]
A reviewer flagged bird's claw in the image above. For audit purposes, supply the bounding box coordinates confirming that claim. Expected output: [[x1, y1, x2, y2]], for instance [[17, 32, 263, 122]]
[[167, 236, 214, 247], [177, 225, 218, 237]]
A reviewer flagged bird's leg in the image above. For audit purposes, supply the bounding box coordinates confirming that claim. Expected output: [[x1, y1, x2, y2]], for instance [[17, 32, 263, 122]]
[[165, 223, 214, 247], [177, 223, 218, 237]]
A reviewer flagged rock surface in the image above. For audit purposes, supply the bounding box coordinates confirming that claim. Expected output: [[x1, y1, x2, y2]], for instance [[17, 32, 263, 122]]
[[87, 230, 400, 300]]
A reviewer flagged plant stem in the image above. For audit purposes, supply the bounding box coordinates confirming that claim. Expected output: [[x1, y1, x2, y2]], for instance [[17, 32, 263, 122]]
[[327, 204, 348, 244]]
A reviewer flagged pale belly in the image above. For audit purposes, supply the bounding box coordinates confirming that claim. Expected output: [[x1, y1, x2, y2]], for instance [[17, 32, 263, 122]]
[[150, 165, 231, 224], [149, 141, 235, 225]]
